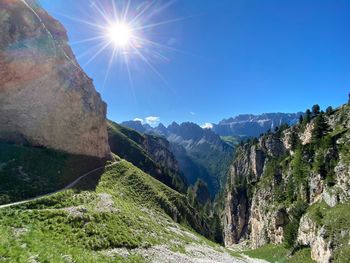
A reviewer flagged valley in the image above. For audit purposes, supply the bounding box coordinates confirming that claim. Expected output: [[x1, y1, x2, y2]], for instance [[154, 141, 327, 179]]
[[0, 1, 348, 263]]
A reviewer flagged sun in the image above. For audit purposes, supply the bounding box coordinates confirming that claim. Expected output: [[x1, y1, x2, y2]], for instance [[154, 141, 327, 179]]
[[107, 22, 133, 48], [66, 0, 187, 89]]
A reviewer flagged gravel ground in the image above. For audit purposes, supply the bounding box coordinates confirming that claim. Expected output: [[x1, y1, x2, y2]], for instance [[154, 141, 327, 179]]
[[135, 244, 268, 263], [103, 243, 268, 263]]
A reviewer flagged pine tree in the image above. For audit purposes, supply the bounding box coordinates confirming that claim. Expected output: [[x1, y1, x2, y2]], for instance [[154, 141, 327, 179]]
[[312, 113, 329, 144], [289, 131, 300, 151], [305, 109, 311, 123], [299, 115, 304, 124], [326, 106, 333, 115], [312, 104, 320, 115]]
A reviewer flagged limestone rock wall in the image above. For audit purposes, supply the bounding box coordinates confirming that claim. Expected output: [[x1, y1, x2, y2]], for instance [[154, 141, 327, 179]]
[[223, 105, 350, 262], [0, 0, 110, 158]]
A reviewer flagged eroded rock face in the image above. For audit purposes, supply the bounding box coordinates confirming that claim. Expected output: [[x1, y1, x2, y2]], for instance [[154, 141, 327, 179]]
[[300, 123, 314, 145], [249, 190, 288, 249], [297, 214, 333, 263], [223, 145, 267, 246], [259, 135, 286, 157], [0, 0, 110, 158], [223, 105, 350, 262]]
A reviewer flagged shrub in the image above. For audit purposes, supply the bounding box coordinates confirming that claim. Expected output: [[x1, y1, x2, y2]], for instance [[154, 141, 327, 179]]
[[284, 200, 308, 248]]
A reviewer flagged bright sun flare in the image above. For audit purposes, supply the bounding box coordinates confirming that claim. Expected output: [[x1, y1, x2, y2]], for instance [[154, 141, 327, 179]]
[[69, 0, 186, 89], [107, 23, 133, 48]]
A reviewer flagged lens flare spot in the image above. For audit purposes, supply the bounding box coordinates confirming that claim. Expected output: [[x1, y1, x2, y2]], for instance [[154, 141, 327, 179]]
[[107, 23, 132, 47]]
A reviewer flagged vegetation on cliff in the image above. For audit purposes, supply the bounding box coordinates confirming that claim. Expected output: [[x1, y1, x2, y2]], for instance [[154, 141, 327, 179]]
[[224, 101, 350, 262]]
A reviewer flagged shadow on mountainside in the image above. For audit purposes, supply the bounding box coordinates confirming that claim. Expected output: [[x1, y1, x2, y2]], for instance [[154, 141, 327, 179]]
[[0, 141, 107, 205]]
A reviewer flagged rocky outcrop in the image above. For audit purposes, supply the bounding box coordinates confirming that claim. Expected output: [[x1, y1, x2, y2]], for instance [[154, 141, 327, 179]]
[[300, 123, 314, 145], [223, 144, 268, 246], [223, 104, 350, 262], [249, 190, 288, 249], [297, 214, 333, 263], [0, 0, 110, 158]]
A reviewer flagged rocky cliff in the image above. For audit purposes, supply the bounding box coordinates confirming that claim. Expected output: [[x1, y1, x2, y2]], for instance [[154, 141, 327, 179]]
[[0, 0, 110, 158], [224, 104, 350, 262]]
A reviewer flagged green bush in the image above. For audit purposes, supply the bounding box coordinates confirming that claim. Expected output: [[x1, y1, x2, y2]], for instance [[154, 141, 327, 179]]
[[284, 200, 308, 248]]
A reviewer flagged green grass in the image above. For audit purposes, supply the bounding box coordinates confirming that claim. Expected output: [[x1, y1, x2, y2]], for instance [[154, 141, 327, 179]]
[[107, 121, 187, 192], [0, 159, 215, 262], [243, 244, 315, 263], [220, 136, 240, 147], [244, 244, 289, 262], [307, 201, 350, 262], [0, 142, 105, 204], [288, 248, 315, 263]]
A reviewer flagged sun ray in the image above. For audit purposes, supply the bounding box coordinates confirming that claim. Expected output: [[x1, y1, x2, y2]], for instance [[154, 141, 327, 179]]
[[90, 0, 113, 25], [83, 41, 112, 68], [134, 15, 195, 31], [143, 0, 177, 21], [52, 11, 105, 30], [70, 35, 106, 46], [123, 52, 137, 103], [101, 45, 118, 94], [56, 0, 189, 91], [128, 1, 155, 26], [134, 36, 194, 57], [75, 40, 109, 61], [111, 0, 118, 22], [130, 42, 170, 88], [122, 0, 132, 21]]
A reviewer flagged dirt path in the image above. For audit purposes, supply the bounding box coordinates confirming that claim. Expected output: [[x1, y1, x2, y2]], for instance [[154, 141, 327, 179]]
[[0, 162, 118, 209]]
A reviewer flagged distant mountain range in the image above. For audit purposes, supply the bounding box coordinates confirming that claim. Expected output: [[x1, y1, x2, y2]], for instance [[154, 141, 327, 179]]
[[124, 112, 303, 139], [121, 112, 303, 194], [121, 120, 234, 195], [212, 112, 303, 137]]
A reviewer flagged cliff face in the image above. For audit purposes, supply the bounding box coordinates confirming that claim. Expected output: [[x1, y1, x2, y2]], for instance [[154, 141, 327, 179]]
[[0, 0, 110, 158], [224, 105, 350, 262]]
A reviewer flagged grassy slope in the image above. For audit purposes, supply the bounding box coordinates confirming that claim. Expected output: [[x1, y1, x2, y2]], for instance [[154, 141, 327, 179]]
[[0, 142, 105, 204], [107, 121, 187, 192], [220, 136, 241, 148], [243, 244, 315, 263], [307, 201, 350, 262], [0, 160, 218, 262]]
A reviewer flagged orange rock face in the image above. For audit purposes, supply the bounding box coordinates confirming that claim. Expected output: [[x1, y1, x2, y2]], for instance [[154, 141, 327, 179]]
[[0, 0, 111, 158]]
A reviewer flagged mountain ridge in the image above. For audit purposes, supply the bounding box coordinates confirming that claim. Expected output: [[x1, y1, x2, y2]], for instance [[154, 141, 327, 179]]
[[121, 120, 234, 195]]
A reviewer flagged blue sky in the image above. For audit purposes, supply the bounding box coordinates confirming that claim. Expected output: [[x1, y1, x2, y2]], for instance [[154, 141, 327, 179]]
[[39, 0, 350, 126]]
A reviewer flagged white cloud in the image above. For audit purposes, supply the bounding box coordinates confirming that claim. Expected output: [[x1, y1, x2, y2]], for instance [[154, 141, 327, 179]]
[[145, 116, 160, 126], [133, 118, 144, 124], [190, 112, 196, 116], [201, 123, 213, 129]]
